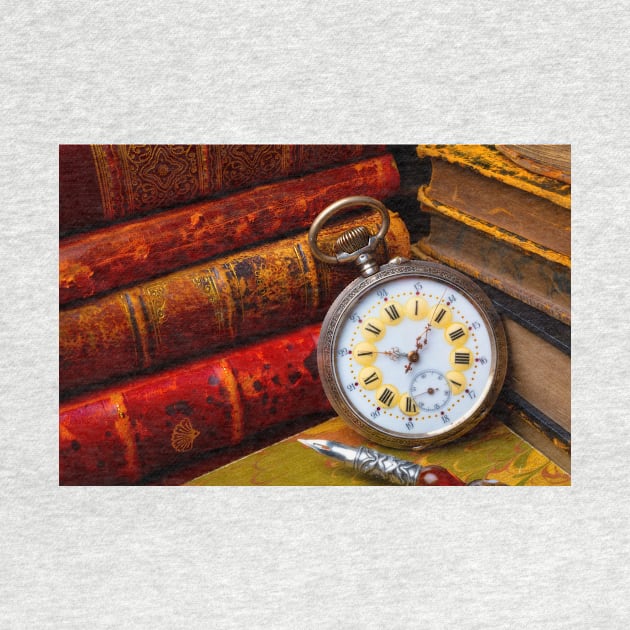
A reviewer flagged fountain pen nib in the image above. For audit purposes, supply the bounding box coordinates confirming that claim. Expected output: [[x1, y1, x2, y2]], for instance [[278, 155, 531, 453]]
[[297, 439, 359, 464]]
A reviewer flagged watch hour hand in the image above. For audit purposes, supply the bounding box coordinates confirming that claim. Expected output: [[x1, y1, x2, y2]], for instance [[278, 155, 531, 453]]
[[404, 326, 430, 372]]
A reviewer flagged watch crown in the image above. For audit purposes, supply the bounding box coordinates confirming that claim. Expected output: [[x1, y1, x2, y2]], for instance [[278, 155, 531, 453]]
[[334, 226, 371, 256]]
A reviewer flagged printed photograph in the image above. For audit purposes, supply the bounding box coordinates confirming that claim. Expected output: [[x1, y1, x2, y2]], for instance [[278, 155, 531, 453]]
[[59, 144, 570, 486]]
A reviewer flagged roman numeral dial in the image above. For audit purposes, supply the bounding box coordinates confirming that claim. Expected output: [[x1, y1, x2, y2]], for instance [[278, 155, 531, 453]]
[[380, 301, 403, 325], [353, 341, 377, 366], [450, 347, 473, 370], [375, 384, 400, 408], [361, 318, 385, 341], [445, 371, 467, 395], [358, 366, 383, 390], [445, 322, 468, 346], [333, 272, 498, 446], [430, 304, 452, 328], [310, 200, 506, 451], [399, 394, 419, 417]]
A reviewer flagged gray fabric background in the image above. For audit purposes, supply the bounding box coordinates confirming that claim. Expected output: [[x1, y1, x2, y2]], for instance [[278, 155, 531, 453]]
[[1, 1, 628, 627]]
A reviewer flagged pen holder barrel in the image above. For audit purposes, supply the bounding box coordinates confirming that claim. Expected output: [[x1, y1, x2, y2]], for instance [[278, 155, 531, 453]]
[[355, 446, 466, 486]]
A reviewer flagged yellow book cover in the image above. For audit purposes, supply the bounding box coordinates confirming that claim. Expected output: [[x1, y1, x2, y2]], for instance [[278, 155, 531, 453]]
[[187, 415, 570, 486]]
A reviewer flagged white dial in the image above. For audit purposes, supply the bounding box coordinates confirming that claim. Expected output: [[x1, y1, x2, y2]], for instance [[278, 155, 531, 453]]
[[411, 370, 450, 411], [310, 197, 506, 450], [318, 260, 506, 448]]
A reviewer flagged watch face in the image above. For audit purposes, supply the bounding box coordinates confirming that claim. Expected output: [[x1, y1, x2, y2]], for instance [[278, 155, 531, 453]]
[[318, 260, 507, 449]]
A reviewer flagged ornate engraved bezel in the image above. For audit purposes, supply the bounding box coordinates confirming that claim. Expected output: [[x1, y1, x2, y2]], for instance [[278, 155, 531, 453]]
[[317, 259, 508, 450]]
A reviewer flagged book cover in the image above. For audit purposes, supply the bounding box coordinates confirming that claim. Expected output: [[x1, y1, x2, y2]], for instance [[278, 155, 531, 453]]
[[59, 323, 331, 485], [418, 186, 570, 267]]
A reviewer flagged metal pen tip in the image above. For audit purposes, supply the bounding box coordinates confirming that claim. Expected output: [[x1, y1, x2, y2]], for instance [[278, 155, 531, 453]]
[[297, 439, 332, 453], [297, 439, 358, 463]]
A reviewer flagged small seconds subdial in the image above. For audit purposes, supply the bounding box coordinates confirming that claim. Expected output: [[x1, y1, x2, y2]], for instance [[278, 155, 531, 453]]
[[410, 369, 451, 411]]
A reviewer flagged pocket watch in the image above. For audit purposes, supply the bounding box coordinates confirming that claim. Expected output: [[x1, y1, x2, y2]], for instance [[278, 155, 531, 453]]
[[308, 196, 508, 450]]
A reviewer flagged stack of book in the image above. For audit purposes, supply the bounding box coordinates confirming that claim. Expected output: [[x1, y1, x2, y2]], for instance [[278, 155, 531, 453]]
[[412, 144, 571, 471], [59, 144, 410, 484]]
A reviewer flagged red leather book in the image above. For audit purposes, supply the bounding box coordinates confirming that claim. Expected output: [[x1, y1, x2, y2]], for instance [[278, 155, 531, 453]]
[[59, 323, 331, 485], [59, 154, 400, 305], [59, 144, 386, 234], [59, 211, 410, 396]]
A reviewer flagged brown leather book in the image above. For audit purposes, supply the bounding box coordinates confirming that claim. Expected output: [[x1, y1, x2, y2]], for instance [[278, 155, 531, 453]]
[[59, 154, 400, 305], [60, 211, 410, 396], [416, 144, 570, 208], [59, 144, 386, 234], [421, 157, 570, 258], [59, 323, 331, 485], [482, 282, 570, 447], [412, 212, 570, 325]]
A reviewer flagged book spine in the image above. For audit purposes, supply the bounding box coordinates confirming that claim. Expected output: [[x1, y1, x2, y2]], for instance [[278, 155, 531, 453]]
[[422, 158, 570, 258], [59, 154, 400, 305], [416, 144, 571, 209], [418, 186, 570, 267], [59, 144, 386, 234], [60, 211, 410, 396], [412, 214, 570, 325], [59, 323, 330, 485]]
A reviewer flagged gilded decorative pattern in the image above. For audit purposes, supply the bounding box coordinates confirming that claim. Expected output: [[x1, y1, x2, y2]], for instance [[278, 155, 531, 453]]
[[191, 269, 229, 335], [143, 281, 168, 348], [92, 145, 208, 220], [171, 418, 200, 452], [212, 145, 285, 192], [121, 145, 206, 213], [118, 292, 151, 369], [91, 145, 125, 221]]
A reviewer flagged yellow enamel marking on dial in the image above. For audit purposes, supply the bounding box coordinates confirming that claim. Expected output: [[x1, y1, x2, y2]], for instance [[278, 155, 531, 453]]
[[360, 317, 385, 341], [353, 341, 377, 366], [445, 371, 467, 395], [399, 393, 420, 416], [404, 296, 428, 321], [429, 303, 452, 328], [449, 347, 473, 371], [375, 384, 400, 408], [358, 366, 383, 390], [445, 322, 469, 346], [379, 301, 404, 326]]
